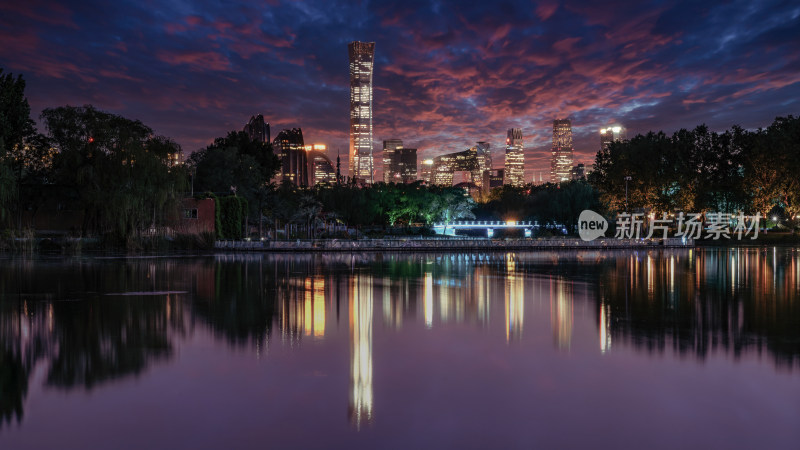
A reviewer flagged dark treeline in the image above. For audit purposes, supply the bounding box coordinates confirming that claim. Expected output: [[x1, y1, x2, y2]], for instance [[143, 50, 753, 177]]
[[1, 69, 188, 246], [589, 117, 800, 219]]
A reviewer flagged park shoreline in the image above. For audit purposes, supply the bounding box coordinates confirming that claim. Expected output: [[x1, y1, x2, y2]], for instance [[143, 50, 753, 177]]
[[215, 237, 693, 252]]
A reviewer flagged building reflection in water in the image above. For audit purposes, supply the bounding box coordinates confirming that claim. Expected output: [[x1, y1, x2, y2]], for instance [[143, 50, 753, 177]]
[[550, 277, 573, 350], [505, 253, 524, 342], [424, 272, 433, 328], [599, 301, 611, 353], [349, 272, 373, 428]]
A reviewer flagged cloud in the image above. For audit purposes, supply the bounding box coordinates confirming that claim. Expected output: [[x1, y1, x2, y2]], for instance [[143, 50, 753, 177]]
[[0, 0, 797, 179]]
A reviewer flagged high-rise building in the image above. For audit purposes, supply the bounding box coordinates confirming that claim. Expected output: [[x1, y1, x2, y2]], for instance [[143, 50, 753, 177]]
[[382, 139, 403, 183], [431, 143, 492, 187], [243, 114, 270, 143], [273, 128, 308, 186], [420, 159, 434, 184], [349, 41, 375, 183], [571, 163, 586, 180], [600, 125, 625, 150], [394, 148, 417, 183], [504, 128, 524, 187], [305, 144, 337, 186], [483, 168, 505, 194], [551, 119, 574, 183]]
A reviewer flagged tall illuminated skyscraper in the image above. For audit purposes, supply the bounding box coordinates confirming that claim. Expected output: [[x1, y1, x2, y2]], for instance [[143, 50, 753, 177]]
[[349, 41, 375, 183], [504, 128, 524, 187], [550, 119, 574, 183]]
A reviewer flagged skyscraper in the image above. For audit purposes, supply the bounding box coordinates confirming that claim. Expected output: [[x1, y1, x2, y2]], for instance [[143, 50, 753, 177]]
[[273, 128, 308, 186], [600, 125, 625, 150], [349, 41, 375, 183], [430, 143, 491, 187], [394, 148, 417, 183], [504, 128, 524, 187], [551, 119, 574, 183], [382, 139, 403, 183], [243, 114, 270, 143], [420, 159, 434, 183], [305, 144, 337, 186]]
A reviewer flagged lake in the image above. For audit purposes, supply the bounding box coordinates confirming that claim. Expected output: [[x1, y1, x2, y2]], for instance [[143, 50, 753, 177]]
[[0, 248, 798, 449]]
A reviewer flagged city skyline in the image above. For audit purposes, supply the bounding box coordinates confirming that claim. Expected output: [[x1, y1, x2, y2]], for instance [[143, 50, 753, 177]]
[[1, 1, 798, 179]]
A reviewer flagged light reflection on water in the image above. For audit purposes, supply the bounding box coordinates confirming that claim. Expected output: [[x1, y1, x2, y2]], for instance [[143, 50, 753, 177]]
[[0, 248, 798, 448]]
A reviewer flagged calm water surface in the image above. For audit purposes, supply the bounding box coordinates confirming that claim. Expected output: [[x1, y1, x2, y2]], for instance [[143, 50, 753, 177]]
[[0, 248, 798, 449]]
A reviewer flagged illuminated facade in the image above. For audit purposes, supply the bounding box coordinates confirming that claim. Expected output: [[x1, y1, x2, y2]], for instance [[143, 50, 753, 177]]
[[382, 139, 403, 183], [243, 114, 270, 143], [273, 128, 308, 186], [166, 149, 183, 167], [349, 41, 375, 183], [504, 128, 525, 187], [600, 125, 625, 150], [305, 144, 337, 186], [420, 159, 434, 183], [550, 119, 574, 183], [431, 142, 492, 187]]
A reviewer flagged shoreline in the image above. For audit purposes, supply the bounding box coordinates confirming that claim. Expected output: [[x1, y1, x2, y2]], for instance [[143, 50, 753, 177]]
[[214, 237, 693, 252]]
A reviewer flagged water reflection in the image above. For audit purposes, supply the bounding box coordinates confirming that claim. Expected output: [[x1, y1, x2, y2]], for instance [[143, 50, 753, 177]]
[[349, 272, 373, 428], [0, 248, 798, 433]]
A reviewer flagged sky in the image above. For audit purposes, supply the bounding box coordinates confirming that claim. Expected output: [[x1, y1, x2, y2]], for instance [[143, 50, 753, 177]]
[[1, 0, 799, 181]]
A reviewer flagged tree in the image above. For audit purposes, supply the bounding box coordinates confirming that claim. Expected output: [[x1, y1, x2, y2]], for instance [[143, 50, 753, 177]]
[[188, 131, 279, 221], [0, 69, 37, 225], [42, 105, 186, 241]]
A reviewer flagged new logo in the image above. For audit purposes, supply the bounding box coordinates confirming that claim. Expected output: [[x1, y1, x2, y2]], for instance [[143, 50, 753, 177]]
[[578, 210, 608, 241]]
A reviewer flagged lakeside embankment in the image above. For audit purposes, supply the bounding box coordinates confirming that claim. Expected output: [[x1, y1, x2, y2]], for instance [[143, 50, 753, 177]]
[[215, 237, 692, 252]]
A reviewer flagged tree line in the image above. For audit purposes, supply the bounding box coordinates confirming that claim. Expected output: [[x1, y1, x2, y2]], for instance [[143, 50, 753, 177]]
[[589, 117, 800, 221]]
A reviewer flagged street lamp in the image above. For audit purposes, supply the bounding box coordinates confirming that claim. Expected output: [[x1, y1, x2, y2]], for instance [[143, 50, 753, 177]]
[[624, 176, 632, 212]]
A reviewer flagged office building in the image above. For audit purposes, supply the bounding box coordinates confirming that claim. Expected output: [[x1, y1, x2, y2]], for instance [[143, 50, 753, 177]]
[[504, 128, 524, 187], [305, 144, 337, 186], [550, 119, 574, 183], [483, 168, 505, 194], [243, 114, 270, 143], [395, 148, 417, 183], [273, 128, 308, 186], [349, 41, 375, 183], [571, 163, 586, 180], [382, 139, 403, 183], [431, 142, 492, 187], [600, 125, 625, 150], [420, 159, 434, 184]]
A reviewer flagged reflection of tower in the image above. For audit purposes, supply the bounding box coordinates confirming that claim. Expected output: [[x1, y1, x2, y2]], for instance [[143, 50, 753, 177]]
[[424, 272, 433, 328], [505, 254, 524, 341], [549, 278, 573, 350], [349, 273, 373, 428], [599, 301, 612, 353]]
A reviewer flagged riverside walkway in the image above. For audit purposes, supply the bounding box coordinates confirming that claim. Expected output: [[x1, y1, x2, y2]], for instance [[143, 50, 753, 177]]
[[215, 237, 692, 252]]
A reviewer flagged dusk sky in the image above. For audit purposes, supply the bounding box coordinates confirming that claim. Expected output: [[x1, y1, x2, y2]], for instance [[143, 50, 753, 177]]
[[2, 0, 799, 180]]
